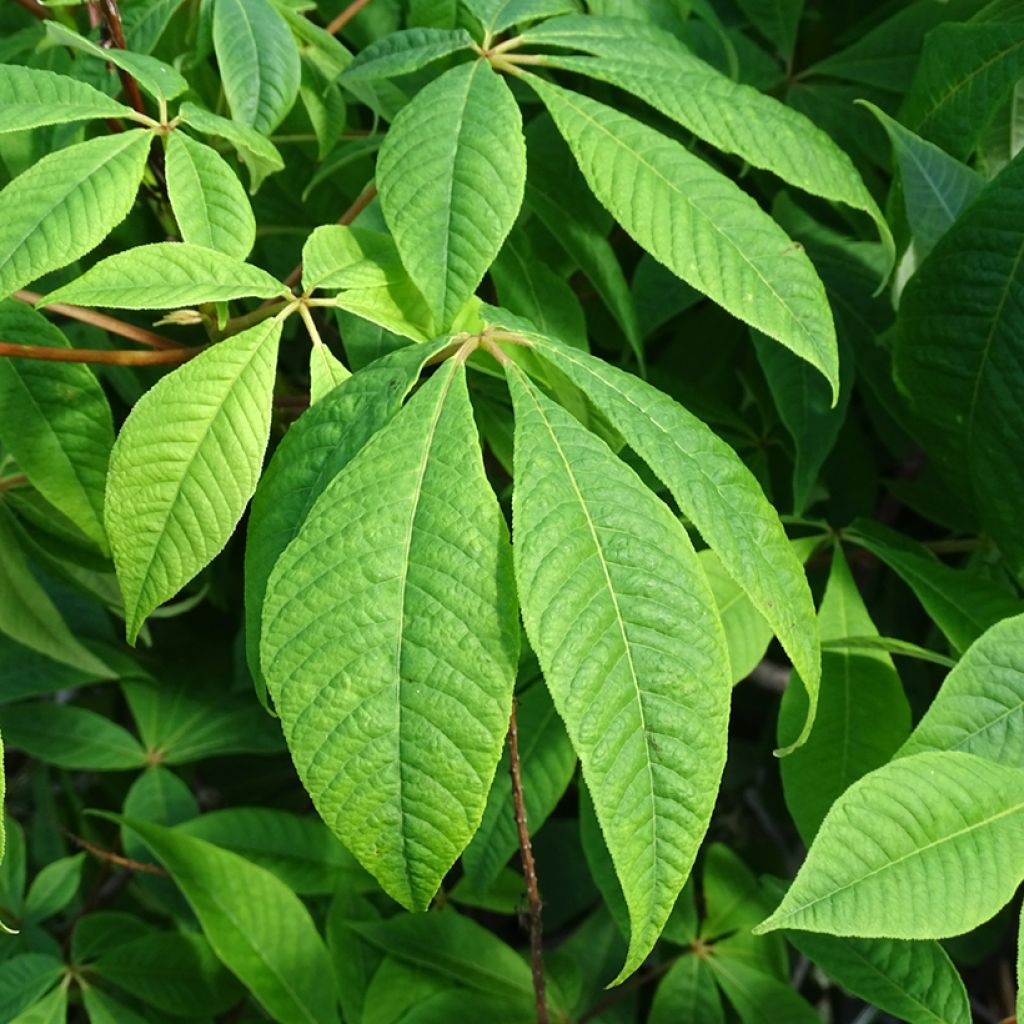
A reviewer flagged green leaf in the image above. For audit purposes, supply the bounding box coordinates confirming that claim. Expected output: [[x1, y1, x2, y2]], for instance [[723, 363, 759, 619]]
[[0, 130, 151, 300], [178, 104, 285, 192], [735, 0, 804, 59], [0, 301, 114, 551], [461, 682, 576, 892], [116, 816, 338, 1024], [526, 76, 839, 396], [0, 702, 145, 771], [0, 64, 136, 133], [821, 635, 957, 670], [784, 930, 970, 1024], [244, 339, 448, 688], [900, 613, 1024, 765], [165, 133, 257, 259], [309, 343, 350, 404], [1018, 905, 1023, 1024], [756, 751, 1024, 938], [378, 61, 526, 328], [213, 0, 301, 133], [0, 508, 112, 678], [341, 28, 474, 82], [511, 325, 821, 752], [24, 854, 83, 923], [707, 956, 820, 1024], [299, 55, 347, 162], [506, 365, 730, 982], [260, 360, 519, 909], [464, 0, 579, 32], [301, 225, 408, 293], [332, 280, 436, 341], [779, 545, 911, 841], [0, 956, 63, 1021], [121, 767, 199, 865], [106, 317, 282, 640], [79, 989, 145, 1024], [42, 242, 283, 309], [649, 955, 724, 1024]]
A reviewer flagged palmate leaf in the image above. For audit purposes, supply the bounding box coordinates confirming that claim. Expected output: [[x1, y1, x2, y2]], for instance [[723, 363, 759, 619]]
[[0, 130, 151, 300], [260, 359, 519, 909], [340, 27, 475, 82], [525, 76, 839, 395], [756, 751, 1024, 938], [506, 365, 731, 982], [0, 64, 137, 133], [377, 61, 526, 329], [106, 318, 282, 640]]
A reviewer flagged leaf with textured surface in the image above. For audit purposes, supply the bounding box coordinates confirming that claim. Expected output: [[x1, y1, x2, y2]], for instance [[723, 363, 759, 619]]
[[166, 133, 256, 259], [756, 751, 1024, 937], [378, 61, 525, 328], [116, 817, 338, 1024], [465, 0, 579, 31], [0, 301, 113, 551], [507, 365, 730, 982], [178, 104, 285, 192], [0, 64, 135, 133], [527, 76, 838, 394], [341, 28, 474, 82], [43, 243, 283, 309], [106, 318, 282, 641], [649, 955, 724, 1024], [511, 325, 821, 752], [301, 225, 408, 293], [0, 130, 151, 299], [261, 360, 519, 909]]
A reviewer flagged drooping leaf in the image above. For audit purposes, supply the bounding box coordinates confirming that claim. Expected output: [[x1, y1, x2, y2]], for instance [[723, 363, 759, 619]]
[[0, 130, 151, 300], [114, 817, 339, 1024], [165, 132, 257, 259], [649, 955, 724, 1024], [213, 0, 301, 133], [377, 61, 526, 328], [756, 751, 1024, 938], [340, 28, 474, 82], [0, 301, 114, 551], [0, 64, 137, 133], [178, 103, 285, 192], [106, 317, 282, 640], [260, 360, 519, 909], [526, 76, 839, 395], [506, 364, 730, 982]]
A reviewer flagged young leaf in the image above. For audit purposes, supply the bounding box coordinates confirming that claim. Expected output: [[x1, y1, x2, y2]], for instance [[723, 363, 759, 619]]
[[213, 0, 301, 133], [115, 817, 338, 1024], [756, 751, 1024, 938], [513, 325, 821, 752], [260, 360, 519, 909], [0, 301, 114, 551], [649, 955, 724, 1024], [165, 132, 257, 259], [900, 613, 1024, 764], [525, 76, 839, 396], [42, 242, 283, 309], [340, 27, 475, 82], [309, 343, 350, 404], [0, 130, 151, 300], [506, 366, 731, 982], [0, 64, 137, 133], [106, 317, 282, 640], [178, 103, 285, 192], [377, 61, 526, 328]]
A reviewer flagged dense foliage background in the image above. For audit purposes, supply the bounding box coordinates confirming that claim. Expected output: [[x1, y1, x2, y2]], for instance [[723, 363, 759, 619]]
[[0, 0, 1023, 1021]]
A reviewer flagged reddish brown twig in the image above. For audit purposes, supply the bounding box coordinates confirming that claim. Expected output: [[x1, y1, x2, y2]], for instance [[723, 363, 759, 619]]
[[508, 701, 549, 1024], [325, 0, 372, 35], [96, 0, 146, 117], [65, 831, 168, 876], [12, 0, 53, 19], [0, 341, 200, 366]]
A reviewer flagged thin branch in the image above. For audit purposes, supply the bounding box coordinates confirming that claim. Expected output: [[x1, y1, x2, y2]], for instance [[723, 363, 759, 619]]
[[16, 290, 183, 351], [508, 701, 548, 1024], [65, 831, 168, 876], [0, 341, 200, 366], [97, 0, 146, 117], [325, 0, 372, 35], [11, 0, 53, 19]]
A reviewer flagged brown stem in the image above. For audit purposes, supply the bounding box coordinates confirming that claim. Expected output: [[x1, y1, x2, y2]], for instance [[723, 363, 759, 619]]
[[97, 0, 146, 117], [0, 341, 200, 366], [12, 0, 53, 19], [324, 0, 372, 35], [65, 831, 168, 876], [16, 290, 182, 351], [508, 701, 548, 1024]]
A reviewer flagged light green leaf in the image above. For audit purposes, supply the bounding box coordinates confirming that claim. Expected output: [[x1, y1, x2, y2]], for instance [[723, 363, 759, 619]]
[[779, 545, 911, 842], [24, 854, 83, 923], [464, 0, 579, 32], [0, 702, 145, 771], [109, 816, 339, 1024], [260, 360, 519, 909], [784, 930, 970, 1024], [213, 0, 301, 133], [42, 242, 283, 309], [301, 225, 407, 293], [0, 508, 112, 677], [756, 751, 1024, 937], [649, 955, 724, 1024], [506, 365, 730, 982], [0, 130, 151, 299], [735, 0, 804, 59], [0, 956, 63, 1022], [0, 301, 114, 551], [0, 64, 137, 133], [821, 635, 957, 670], [42, 21, 188, 101], [378, 61, 526, 328], [526, 76, 838, 395], [511, 325, 821, 752], [341, 27, 474, 82], [900, 613, 1024, 765], [165, 133, 256, 259], [106, 317, 282, 640], [332, 279, 436, 341], [309, 343, 350, 404], [707, 956, 820, 1024], [178, 104, 285, 192]]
